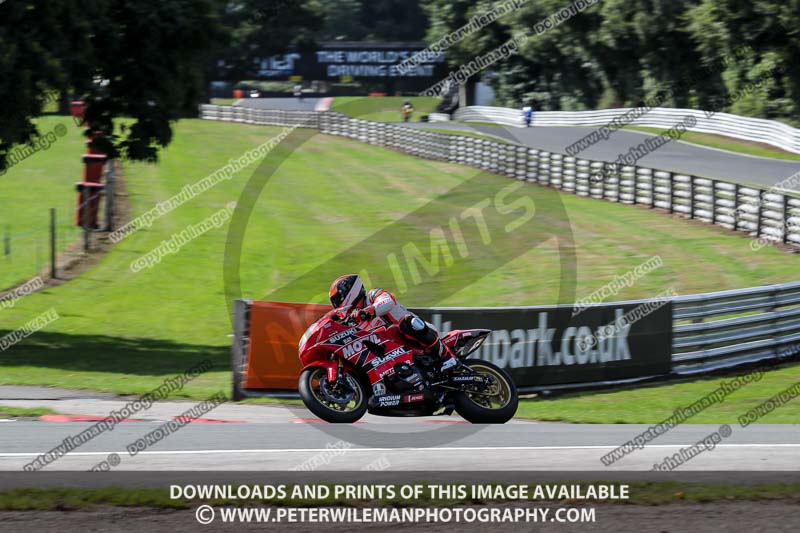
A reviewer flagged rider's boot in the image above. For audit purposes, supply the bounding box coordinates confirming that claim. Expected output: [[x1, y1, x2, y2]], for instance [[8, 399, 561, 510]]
[[427, 339, 458, 374]]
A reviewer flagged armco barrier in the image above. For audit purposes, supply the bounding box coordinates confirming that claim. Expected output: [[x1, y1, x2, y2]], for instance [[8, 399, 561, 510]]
[[201, 104, 800, 249], [452, 105, 800, 155], [230, 281, 800, 398], [671, 280, 800, 375]]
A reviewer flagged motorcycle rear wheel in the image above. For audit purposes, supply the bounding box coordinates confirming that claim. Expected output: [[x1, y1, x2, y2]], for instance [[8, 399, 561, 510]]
[[299, 367, 368, 423], [453, 360, 518, 424]]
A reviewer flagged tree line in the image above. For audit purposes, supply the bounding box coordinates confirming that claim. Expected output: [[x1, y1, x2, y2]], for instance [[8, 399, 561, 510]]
[[1, 0, 796, 171], [423, 0, 799, 123], [0, 0, 426, 170]]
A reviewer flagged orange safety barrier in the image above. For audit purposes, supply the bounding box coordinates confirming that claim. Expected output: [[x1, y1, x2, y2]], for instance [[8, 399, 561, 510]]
[[243, 301, 330, 389], [70, 101, 86, 124]]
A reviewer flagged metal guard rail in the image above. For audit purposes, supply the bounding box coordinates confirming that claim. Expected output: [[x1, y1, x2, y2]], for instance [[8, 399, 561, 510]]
[[204, 105, 800, 391]]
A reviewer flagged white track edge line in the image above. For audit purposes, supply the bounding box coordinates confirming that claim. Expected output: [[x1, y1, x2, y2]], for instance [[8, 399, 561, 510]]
[[2, 444, 800, 457]]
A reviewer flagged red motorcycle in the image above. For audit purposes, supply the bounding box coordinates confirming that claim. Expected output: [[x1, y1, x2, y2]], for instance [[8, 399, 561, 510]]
[[297, 307, 518, 423]]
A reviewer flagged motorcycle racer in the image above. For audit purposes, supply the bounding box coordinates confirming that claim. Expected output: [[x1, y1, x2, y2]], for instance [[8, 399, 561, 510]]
[[328, 274, 458, 372]]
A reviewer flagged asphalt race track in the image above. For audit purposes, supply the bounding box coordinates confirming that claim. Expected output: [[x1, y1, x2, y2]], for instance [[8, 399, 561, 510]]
[[231, 99, 800, 190], [236, 97, 323, 111], [1, 399, 798, 472], [404, 121, 800, 190], [3, 101, 799, 476]]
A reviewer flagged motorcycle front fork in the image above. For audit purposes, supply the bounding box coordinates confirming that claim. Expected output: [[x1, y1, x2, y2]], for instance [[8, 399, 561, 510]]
[[330, 358, 352, 391]]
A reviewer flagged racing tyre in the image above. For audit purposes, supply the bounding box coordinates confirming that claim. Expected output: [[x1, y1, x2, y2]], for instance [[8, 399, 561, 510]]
[[453, 360, 518, 424], [299, 367, 369, 423]]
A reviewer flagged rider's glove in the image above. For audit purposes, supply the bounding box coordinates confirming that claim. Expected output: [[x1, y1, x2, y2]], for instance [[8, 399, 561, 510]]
[[350, 308, 374, 322]]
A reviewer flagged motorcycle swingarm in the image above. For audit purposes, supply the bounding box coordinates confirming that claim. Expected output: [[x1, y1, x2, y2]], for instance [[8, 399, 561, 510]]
[[447, 374, 489, 385], [430, 373, 490, 389]]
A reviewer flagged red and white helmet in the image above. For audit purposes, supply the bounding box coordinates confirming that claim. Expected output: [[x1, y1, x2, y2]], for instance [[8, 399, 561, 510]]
[[328, 274, 366, 309]]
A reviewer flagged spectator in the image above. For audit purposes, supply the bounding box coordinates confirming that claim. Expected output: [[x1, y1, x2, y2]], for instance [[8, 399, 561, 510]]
[[402, 100, 414, 122]]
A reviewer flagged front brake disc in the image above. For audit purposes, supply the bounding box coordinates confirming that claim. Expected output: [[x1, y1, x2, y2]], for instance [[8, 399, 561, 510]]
[[319, 376, 355, 405]]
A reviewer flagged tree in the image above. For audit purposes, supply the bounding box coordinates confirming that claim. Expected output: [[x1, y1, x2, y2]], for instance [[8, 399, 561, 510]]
[[0, 0, 324, 171], [423, 0, 799, 121], [318, 0, 366, 41], [360, 0, 429, 41], [219, 0, 323, 80], [686, 0, 800, 119], [0, 1, 79, 171]]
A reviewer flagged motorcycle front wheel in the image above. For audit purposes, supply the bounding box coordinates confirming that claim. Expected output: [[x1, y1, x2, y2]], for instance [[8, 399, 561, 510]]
[[298, 367, 368, 423], [453, 360, 519, 424]]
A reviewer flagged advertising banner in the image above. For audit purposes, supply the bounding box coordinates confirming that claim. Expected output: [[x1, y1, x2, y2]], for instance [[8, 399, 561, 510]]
[[414, 303, 673, 390], [218, 43, 448, 81], [239, 300, 672, 392]]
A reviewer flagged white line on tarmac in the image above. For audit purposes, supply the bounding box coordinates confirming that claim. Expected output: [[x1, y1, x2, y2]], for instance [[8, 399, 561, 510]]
[[2, 444, 800, 457]]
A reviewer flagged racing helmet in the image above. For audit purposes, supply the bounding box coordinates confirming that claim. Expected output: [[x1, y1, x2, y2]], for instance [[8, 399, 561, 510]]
[[329, 274, 366, 309]]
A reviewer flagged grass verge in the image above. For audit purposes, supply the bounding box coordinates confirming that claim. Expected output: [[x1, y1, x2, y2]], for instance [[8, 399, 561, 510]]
[[211, 98, 238, 106], [516, 361, 800, 424], [0, 116, 88, 288], [0, 118, 798, 411], [624, 126, 800, 161], [456, 120, 800, 161], [0, 405, 55, 418], [421, 127, 512, 144], [331, 96, 439, 122]]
